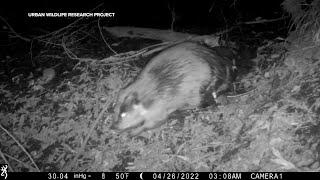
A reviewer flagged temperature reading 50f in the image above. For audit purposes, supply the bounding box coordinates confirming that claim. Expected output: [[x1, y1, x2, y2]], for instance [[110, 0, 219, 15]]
[[115, 173, 129, 179]]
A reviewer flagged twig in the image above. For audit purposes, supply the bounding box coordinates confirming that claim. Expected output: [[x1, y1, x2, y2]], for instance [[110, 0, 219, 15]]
[[3, 153, 38, 172], [99, 41, 173, 65], [226, 88, 257, 98], [0, 16, 31, 42], [237, 16, 289, 25], [168, 2, 176, 31], [61, 37, 97, 62], [35, 3, 103, 40], [0, 150, 13, 172], [29, 40, 35, 67], [0, 124, 40, 171], [208, 1, 216, 13], [97, 16, 118, 55]]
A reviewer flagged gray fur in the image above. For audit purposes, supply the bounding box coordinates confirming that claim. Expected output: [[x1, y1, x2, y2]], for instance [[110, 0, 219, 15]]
[[111, 42, 236, 136]]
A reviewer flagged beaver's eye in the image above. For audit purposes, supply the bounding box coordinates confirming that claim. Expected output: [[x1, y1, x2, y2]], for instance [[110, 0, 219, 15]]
[[212, 92, 217, 99], [121, 113, 127, 118]]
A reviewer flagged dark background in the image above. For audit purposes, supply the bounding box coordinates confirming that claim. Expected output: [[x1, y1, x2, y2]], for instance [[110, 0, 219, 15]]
[[0, 0, 286, 35]]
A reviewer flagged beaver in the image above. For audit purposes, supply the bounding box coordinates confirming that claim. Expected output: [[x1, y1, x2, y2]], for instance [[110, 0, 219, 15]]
[[111, 41, 236, 136]]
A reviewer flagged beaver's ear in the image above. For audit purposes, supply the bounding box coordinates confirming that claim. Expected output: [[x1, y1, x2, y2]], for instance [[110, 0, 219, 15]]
[[124, 91, 139, 106]]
